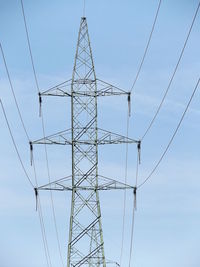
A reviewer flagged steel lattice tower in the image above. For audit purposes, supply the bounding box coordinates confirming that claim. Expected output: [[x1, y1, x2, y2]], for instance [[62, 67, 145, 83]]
[[33, 17, 139, 266]]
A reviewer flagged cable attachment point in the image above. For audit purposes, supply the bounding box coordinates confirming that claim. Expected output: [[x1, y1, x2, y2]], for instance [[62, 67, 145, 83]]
[[29, 141, 33, 166], [38, 92, 42, 117], [137, 140, 141, 164], [34, 187, 38, 211], [127, 92, 131, 117], [133, 187, 137, 210]]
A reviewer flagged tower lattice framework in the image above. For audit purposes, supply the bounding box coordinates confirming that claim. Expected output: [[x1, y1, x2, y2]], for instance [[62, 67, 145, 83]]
[[33, 17, 139, 267]]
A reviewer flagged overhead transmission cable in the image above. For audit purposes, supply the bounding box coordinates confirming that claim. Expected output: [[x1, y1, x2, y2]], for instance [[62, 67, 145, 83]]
[[0, 43, 30, 141], [0, 43, 52, 267], [138, 78, 200, 189], [32, 156, 52, 267], [121, 1, 161, 264], [141, 1, 200, 141], [83, 0, 86, 17], [128, 199, 136, 267], [127, 79, 200, 263], [20, 0, 40, 92], [40, 108, 65, 267], [128, 151, 139, 267], [124, 2, 200, 262], [0, 99, 34, 188], [37, 197, 52, 267], [130, 0, 162, 93], [0, 103, 51, 267], [119, 110, 130, 266], [20, 1, 64, 266], [120, 99, 140, 266]]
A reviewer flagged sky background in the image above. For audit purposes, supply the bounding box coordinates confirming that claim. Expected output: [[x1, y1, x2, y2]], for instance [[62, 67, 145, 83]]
[[0, 0, 200, 266]]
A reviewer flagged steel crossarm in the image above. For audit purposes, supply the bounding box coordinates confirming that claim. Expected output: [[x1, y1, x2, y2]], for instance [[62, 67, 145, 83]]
[[32, 128, 139, 146], [32, 128, 72, 145], [39, 78, 129, 98], [97, 128, 138, 145], [96, 78, 128, 97], [41, 79, 72, 97], [37, 175, 135, 192]]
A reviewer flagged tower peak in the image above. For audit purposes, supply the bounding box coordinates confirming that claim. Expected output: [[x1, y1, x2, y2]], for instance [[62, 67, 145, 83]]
[[72, 15, 96, 91]]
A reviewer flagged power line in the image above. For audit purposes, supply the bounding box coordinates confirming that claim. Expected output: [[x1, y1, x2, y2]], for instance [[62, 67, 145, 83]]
[[1, 39, 54, 266], [1, 101, 53, 267], [83, 0, 86, 17], [37, 198, 52, 267], [127, 77, 200, 264], [127, 3, 200, 258], [141, 1, 200, 140], [128, 141, 139, 267], [138, 78, 200, 189], [41, 109, 65, 267], [20, 1, 64, 265], [120, 107, 140, 266], [32, 156, 52, 267], [126, 2, 162, 263], [0, 99, 34, 188], [119, 110, 130, 266], [1, 39, 54, 267], [128, 199, 136, 267], [130, 0, 162, 92], [0, 43, 30, 141], [20, 0, 40, 92]]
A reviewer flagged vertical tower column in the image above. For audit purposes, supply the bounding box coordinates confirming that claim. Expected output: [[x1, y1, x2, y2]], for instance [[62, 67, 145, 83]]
[[67, 17, 106, 267]]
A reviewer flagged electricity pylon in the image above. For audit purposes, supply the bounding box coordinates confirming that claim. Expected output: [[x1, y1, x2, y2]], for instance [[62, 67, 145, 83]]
[[33, 17, 139, 267]]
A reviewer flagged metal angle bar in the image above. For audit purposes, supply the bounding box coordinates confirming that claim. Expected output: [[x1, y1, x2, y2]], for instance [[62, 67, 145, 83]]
[[98, 128, 139, 144], [70, 246, 85, 260], [74, 117, 96, 140], [79, 43, 90, 55], [74, 69, 82, 80], [85, 67, 94, 80], [75, 164, 97, 187], [76, 59, 91, 73], [96, 78, 128, 96], [41, 79, 72, 96], [32, 128, 72, 145], [73, 244, 103, 267], [74, 191, 98, 217], [74, 78, 95, 84], [32, 128, 138, 146], [76, 54, 92, 69], [37, 175, 72, 190], [73, 98, 95, 119], [69, 216, 100, 246], [74, 145, 96, 166], [37, 175, 135, 192], [40, 185, 135, 191], [72, 218, 100, 245], [39, 78, 129, 97]]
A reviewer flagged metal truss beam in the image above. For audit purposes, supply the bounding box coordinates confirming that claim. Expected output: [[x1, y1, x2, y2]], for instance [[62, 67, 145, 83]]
[[32, 128, 139, 146], [37, 175, 135, 192], [39, 78, 129, 98]]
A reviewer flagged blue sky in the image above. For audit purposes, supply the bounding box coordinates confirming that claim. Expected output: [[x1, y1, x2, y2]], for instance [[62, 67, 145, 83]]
[[0, 0, 200, 267]]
